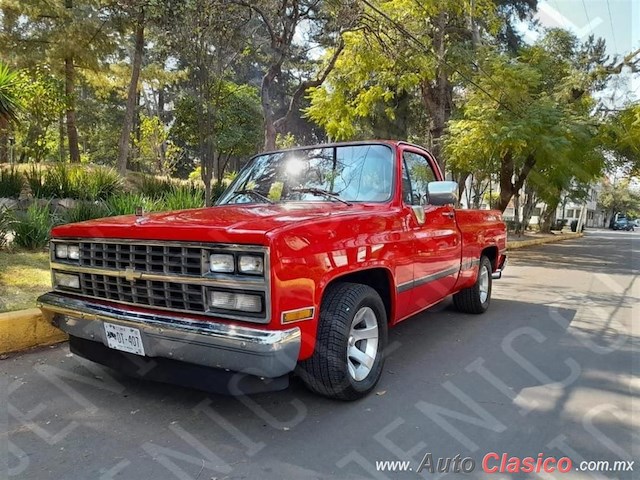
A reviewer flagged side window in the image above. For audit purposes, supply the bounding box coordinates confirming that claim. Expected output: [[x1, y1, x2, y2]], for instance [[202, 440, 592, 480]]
[[402, 152, 437, 205]]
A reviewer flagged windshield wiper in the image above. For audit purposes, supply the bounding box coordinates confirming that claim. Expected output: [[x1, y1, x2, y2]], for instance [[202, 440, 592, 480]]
[[290, 187, 352, 206], [231, 189, 274, 204]]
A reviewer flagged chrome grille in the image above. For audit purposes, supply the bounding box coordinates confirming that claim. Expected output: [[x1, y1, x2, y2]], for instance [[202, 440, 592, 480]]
[[79, 242, 204, 276], [80, 273, 206, 312], [51, 239, 271, 323]]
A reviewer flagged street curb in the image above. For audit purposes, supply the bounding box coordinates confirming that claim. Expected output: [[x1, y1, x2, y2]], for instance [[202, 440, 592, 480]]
[[507, 232, 583, 250], [0, 308, 67, 355]]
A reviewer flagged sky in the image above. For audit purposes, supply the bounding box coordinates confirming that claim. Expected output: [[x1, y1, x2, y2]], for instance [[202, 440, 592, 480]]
[[525, 0, 639, 106]]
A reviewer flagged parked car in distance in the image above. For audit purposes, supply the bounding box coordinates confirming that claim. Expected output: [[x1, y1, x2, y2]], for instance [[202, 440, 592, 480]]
[[38, 140, 507, 400], [612, 217, 635, 231]]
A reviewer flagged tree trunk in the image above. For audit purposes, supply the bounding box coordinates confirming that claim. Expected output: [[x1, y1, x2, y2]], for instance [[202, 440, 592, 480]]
[[471, 177, 487, 209], [539, 200, 558, 233], [64, 57, 80, 163], [202, 149, 215, 206], [513, 194, 521, 234], [58, 115, 65, 161], [0, 117, 8, 163], [456, 172, 470, 208], [158, 88, 165, 121], [495, 154, 536, 213], [117, 7, 145, 176], [520, 184, 538, 232], [261, 65, 279, 151], [419, 12, 453, 172], [64, 0, 80, 163]]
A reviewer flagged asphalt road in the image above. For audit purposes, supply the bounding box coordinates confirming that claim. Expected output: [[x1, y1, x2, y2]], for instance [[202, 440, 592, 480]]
[[2, 230, 638, 480]]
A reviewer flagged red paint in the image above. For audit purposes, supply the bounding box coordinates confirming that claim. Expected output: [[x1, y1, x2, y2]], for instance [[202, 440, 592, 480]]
[[51, 141, 506, 361]]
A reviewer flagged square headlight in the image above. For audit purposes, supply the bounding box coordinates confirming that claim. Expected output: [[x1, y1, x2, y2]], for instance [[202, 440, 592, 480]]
[[68, 245, 80, 260], [55, 244, 69, 259], [54, 272, 80, 289], [238, 255, 264, 275], [55, 243, 80, 261], [210, 253, 235, 273], [210, 290, 262, 313]]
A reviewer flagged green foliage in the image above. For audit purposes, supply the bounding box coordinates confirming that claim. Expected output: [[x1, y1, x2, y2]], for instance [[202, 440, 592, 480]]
[[305, 0, 501, 142], [81, 167, 122, 201], [105, 193, 159, 216], [0, 62, 22, 122], [0, 167, 24, 198], [137, 175, 177, 199], [27, 164, 121, 200], [211, 182, 228, 202], [14, 69, 65, 162], [597, 180, 640, 218], [171, 80, 262, 182], [600, 103, 640, 176], [60, 201, 111, 224], [132, 114, 180, 175], [24, 165, 46, 198], [445, 31, 606, 211], [162, 183, 205, 211], [11, 202, 55, 250], [41, 164, 75, 198]]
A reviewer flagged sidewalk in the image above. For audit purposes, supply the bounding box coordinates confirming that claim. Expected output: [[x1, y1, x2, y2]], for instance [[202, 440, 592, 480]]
[[507, 231, 583, 249]]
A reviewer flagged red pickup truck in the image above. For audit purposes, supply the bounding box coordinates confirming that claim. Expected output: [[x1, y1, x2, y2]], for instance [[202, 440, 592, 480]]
[[39, 141, 506, 400]]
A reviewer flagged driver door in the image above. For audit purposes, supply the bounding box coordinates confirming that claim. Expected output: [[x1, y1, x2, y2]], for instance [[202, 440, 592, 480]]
[[402, 149, 462, 313]]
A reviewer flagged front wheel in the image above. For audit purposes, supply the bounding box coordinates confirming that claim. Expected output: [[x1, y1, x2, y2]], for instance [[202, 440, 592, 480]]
[[298, 283, 387, 401], [453, 256, 493, 314]]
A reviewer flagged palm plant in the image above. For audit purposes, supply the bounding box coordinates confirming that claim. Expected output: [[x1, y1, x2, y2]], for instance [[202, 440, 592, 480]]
[[0, 62, 21, 123]]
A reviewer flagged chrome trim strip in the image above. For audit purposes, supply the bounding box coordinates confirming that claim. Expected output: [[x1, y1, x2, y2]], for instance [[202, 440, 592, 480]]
[[38, 292, 300, 378], [397, 265, 461, 293], [51, 262, 266, 288], [51, 238, 267, 251]]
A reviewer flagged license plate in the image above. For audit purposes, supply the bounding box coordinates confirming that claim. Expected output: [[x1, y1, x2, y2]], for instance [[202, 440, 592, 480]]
[[104, 322, 145, 356]]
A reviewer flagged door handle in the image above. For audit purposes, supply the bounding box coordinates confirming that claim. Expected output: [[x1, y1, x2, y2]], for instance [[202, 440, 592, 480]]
[[442, 211, 455, 218]]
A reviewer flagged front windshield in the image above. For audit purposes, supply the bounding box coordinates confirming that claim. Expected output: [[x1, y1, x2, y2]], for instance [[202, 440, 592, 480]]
[[217, 144, 394, 205]]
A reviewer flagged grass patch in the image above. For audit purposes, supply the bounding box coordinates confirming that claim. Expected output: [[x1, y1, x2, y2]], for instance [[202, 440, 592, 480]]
[[0, 249, 51, 313]]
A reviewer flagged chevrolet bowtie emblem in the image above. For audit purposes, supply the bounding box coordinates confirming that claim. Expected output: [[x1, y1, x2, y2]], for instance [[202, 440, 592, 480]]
[[124, 267, 143, 282]]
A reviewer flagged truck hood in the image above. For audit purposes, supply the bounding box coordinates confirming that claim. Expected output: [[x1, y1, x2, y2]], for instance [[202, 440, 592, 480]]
[[52, 203, 364, 245]]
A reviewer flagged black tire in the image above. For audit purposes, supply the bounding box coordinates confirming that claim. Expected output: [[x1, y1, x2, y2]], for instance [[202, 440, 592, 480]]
[[453, 256, 493, 314], [298, 282, 387, 401]]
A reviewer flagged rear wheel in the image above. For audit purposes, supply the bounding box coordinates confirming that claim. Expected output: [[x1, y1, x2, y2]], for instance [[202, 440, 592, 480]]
[[453, 256, 493, 314], [298, 283, 387, 400]]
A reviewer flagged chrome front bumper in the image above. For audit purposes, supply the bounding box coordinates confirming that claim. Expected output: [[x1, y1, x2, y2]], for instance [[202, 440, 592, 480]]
[[37, 292, 301, 378]]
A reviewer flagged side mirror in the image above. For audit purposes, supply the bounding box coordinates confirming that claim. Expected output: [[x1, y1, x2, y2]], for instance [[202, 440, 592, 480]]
[[427, 181, 458, 206]]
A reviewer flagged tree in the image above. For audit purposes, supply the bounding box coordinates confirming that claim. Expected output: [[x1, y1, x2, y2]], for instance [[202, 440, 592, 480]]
[[1, 0, 117, 163], [14, 69, 66, 162], [598, 180, 640, 227], [159, 0, 252, 204], [171, 81, 262, 184], [235, 0, 357, 151], [446, 30, 607, 214], [306, 0, 537, 171], [116, 3, 146, 175]]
